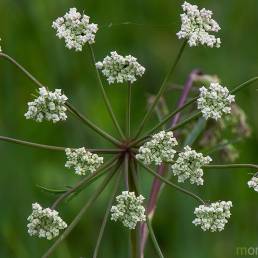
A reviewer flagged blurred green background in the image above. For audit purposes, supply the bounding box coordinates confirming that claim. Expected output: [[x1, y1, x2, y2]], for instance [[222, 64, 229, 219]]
[[0, 0, 258, 257]]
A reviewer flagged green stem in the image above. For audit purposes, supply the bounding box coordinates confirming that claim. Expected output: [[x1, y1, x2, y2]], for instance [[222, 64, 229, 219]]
[[126, 155, 140, 258], [204, 164, 258, 170], [42, 163, 121, 258], [231, 77, 258, 94], [134, 41, 187, 138], [0, 135, 65, 151], [145, 97, 197, 137], [66, 102, 121, 146], [126, 83, 132, 137], [145, 217, 164, 258], [131, 112, 201, 148], [0, 135, 120, 154], [0, 52, 45, 88], [137, 160, 205, 204], [51, 157, 118, 209], [88, 45, 125, 139], [93, 168, 123, 258]]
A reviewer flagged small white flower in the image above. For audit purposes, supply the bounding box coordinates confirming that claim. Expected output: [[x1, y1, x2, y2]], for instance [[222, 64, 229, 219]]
[[197, 82, 235, 120], [24, 87, 68, 123], [111, 191, 146, 229], [136, 131, 178, 166], [52, 7, 98, 51], [177, 2, 221, 48], [0, 38, 2, 52], [171, 146, 212, 185], [247, 175, 258, 192], [193, 201, 232, 232], [27, 203, 67, 240], [65, 147, 104, 176], [96, 51, 145, 84]]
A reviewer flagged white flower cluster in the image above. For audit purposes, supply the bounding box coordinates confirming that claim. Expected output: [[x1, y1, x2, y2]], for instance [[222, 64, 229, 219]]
[[24, 87, 68, 123], [177, 2, 221, 48], [192, 201, 232, 232], [171, 146, 212, 185], [0, 38, 2, 52], [27, 203, 67, 240], [136, 131, 178, 165], [197, 83, 235, 120], [247, 175, 258, 192], [52, 8, 98, 51], [65, 147, 103, 176], [95, 51, 145, 84], [111, 191, 146, 229]]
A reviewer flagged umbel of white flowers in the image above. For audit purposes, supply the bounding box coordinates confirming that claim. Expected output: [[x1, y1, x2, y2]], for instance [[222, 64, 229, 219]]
[[172, 145, 212, 185], [247, 175, 258, 192], [111, 191, 146, 229], [24, 87, 68, 123], [197, 82, 235, 120], [192, 201, 232, 232], [52, 7, 98, 51], [65, 147, 104, 176], [177, 1, 221, 48], [27, 203, 67, 240], [136, 131, 178, 165], [96, 51, 145, 84]]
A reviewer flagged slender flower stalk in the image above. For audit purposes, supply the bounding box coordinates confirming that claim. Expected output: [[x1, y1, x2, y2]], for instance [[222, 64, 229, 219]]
[[0, 136, 119, 153], [137, 159, 205, 204], [88, 45, 125, 139], [134, 40, 187, 138], [130, 160, 164, 258], [51, 156, 118, 209], [93, 168, 123, 258], [203, 164, 258, 170], [145, 217, 164, 258], [66, 102, 121, 145], [126, 84, 132, 137], [42, 162, 121, 258]]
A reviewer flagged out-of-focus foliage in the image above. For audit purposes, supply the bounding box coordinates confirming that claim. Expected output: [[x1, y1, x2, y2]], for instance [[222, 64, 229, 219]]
[[0, 0, 258, 257]]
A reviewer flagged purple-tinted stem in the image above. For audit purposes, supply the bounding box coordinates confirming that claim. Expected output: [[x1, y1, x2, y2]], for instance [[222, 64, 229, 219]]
[[140, 69, 201, 257]]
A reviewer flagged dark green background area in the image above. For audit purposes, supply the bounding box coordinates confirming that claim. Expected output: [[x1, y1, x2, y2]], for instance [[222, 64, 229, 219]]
[[0, 0, 258, 257]]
